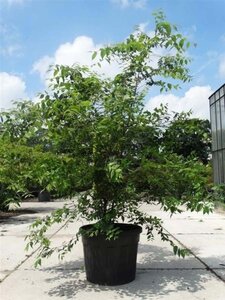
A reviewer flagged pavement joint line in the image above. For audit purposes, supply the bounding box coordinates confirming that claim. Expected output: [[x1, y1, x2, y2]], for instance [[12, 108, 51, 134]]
[[19, 267, 209, 271], [138, 267, 225, 270], [163, 227, 225, 283], [175, 233, 225, 235], [0, 221, 68, 284], [10, 266, 224, 271], [17, 267, 225, 271]]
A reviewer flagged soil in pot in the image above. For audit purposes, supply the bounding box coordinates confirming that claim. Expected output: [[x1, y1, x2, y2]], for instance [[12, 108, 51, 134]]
[[81, 223, 142, 286]]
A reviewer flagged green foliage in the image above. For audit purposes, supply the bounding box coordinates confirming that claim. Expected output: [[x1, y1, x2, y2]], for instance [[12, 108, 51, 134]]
[[98, 11, 192, 92], [210, 184, 225, 204], [0, 100, 46, 148], [0, 141, 36, 211], [162, 111, 211, 164], [0, 139, 86, 211], [3, 12, 220, 265]]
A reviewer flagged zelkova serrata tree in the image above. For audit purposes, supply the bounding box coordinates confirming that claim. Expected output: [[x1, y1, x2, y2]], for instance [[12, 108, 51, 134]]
[[26, 12, 217, 266]]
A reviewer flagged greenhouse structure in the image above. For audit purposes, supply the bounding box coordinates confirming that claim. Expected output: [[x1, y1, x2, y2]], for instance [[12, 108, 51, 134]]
[[209, 83, 225, 184]]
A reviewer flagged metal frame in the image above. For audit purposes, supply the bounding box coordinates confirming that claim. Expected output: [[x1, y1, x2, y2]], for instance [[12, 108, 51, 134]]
[[209, 84, 225, 184]]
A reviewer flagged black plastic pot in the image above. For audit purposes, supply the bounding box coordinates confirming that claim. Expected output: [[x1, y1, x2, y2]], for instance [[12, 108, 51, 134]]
[[81, 223, 142, 286], [38, 190, 51, 202]]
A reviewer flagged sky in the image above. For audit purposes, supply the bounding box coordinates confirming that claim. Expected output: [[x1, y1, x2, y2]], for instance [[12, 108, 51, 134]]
[[0, 0, 225, 119]]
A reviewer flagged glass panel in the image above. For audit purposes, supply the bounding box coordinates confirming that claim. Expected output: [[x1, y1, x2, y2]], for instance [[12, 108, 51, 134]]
[[220, 86, 224, 97], [213, 152, 219, 183], [218, 151, 223, 184], [216, 101, 222, 150], [210, 104, 217, 151], [221, 97, 225, 148], [223, 149, 225, 183], [216, 91, 220, 100], [209, 95, 214, 105]]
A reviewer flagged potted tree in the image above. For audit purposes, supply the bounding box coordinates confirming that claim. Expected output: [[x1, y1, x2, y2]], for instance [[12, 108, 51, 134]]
[[26, 12, 218, 285]]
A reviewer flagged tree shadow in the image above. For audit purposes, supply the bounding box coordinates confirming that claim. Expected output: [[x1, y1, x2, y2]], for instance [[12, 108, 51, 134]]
[[137, 243, 200, 269], [43, 244, 217, 299], [0, 205, 60, 226], [0, 214, 39, 226]]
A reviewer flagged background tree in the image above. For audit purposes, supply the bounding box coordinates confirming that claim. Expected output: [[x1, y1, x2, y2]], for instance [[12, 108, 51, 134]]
[[162, 112, 211, 164], [0, 100, 49, 149]]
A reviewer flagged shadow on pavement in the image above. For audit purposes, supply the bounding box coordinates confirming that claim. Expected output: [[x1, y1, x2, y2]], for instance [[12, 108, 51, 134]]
[[0, 214, 39, 226], [0, 205, 60, 225], [44, 244, 213, 299]]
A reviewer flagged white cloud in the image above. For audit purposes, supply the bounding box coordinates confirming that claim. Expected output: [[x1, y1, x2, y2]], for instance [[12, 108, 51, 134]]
[[0, 23, 23, 57], [0, 72, 27, 110], [32, 35, 121, 86], [219, 54, 225, 79], [32, 55, 54, 82], [54, 36, 99, 66], [0, 44, 22, 57], [145, 85, 213, 120], [138, 22, 148, 32], [135, 22, 155, 38], [112, 0, 147, 8]]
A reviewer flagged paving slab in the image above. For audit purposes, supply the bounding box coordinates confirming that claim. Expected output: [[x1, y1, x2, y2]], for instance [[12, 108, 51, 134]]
[[0, 267, 224, 300], [157, 209, 225, 280], [216, 269, 225, 281], [0, 201, 68, 281], [1, 201, 225, 300], [170, 234, 225, 279], [141, 203, 225, 220], [163, 217, 225, 234], [137, 233, 204, 269]]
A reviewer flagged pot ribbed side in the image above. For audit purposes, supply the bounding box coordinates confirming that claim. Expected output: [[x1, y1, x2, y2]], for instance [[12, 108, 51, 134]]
[[81, 223, 142, 286]]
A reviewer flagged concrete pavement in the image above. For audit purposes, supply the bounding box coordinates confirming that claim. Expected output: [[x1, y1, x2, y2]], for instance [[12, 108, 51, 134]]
[[0, 201, 225, 299]]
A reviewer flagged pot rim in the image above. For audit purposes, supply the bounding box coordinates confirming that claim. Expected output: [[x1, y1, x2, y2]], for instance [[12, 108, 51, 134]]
[[80, 223, 142, 237]]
